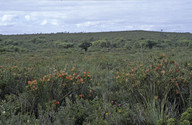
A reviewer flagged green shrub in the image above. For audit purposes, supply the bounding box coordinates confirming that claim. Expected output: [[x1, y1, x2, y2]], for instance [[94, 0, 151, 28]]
[[115, 54, 191, 123], [156, 119, 164, 125], [79, 41, 91, 51], [167, 118, 176, 125], [180, 120, 190, 125], [180, 107, 192, 122], [54, 41, 74, 48]]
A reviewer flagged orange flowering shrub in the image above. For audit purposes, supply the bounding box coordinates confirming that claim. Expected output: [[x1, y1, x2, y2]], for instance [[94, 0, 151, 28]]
[[26, 80, 38, 90], [23, 69, 94, 111], [0, 66, 37, 99], [115, 54, 191, 112]]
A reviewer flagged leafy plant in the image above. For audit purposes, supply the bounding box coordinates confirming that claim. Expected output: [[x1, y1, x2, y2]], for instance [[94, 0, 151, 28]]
[[79, 41, 92, 51]]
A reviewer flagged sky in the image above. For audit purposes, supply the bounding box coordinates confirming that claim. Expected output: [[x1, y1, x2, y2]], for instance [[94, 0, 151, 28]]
[[0, 0, 192, 35]]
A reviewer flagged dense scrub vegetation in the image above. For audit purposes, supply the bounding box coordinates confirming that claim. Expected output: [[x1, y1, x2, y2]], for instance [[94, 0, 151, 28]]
[[0, 30, 192, 52], [0, 31, 192, 124]]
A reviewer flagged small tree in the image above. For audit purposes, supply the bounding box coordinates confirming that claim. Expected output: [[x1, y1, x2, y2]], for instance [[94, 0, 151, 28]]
[[79, 41, 91, 52], [146, 40, 157, 49]]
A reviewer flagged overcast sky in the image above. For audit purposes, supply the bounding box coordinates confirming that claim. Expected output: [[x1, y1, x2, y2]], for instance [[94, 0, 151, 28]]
[[0, 0, 192, 34]]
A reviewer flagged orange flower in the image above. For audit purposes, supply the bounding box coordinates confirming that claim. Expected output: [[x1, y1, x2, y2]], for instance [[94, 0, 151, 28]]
[[146, 69, 149, 72], [66, 76, 70, 79], [89, 93, 91, 97], [54, 107, 57, 110], [30, 67, 33, 70], [56, 101, 60, 105], [131, 74, 134, 77], [77, 76, 80, 79], [79, 94, 83, 98], [88, 75, 91, 78], [33, 80, 37, 85], [116, 75, 120, 79], [80, 78, 83, 83], [161, 54, 165, 58], [28, 81, 32, 84], [175, 83, 178, 87], [83, 71, 86, 74], [33, 86, 36, 89], [155, 66, 159, 71]]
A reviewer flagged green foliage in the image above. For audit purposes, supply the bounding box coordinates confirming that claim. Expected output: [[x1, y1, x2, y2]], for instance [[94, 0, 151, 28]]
[[156, 119, 164, 125], [180, 107, 192, 122], [181, 112, 191, 121], [92, 39, 107, 47], [79, 41, 91, 51], [0, 66, 94, 119], [167, 118, 176, 125], [146, 39, 157, 49], [0, 39, 26, 52], [54, 41, 74, 48], [180, 120, 190, 125], [1, 31, 192, 52], [116, 54, 190, 117], [0, 31, 192, 124], [178, 39, 191, 47], [29, 37, 47, 44]]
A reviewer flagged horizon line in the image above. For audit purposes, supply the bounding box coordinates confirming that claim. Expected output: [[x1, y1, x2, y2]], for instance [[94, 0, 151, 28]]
[[1, 30, 191, 36]]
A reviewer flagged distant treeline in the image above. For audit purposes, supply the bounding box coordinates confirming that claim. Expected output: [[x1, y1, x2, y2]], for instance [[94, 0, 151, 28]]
[[0, 30, 192, 52]]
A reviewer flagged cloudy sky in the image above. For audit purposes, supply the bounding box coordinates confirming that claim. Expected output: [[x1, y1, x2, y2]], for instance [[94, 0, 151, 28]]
[[0, 0, 192, 34]]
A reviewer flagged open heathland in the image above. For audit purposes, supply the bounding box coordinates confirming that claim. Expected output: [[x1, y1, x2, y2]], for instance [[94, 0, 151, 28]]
[[0, 31, 192, 125]]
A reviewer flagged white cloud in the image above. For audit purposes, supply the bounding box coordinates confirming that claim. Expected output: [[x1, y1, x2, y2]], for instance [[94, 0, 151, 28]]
[[25, 15, 30, 21], [0, 0, 192, 34], [51, 19, 59, 26], [138, 25, 155, 31], [40, 20, 47, 25], [0, 14, 16, 27], [0, 22, 14, 26], [1, 15, 16, 22], [76, 21, 100, 28]]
